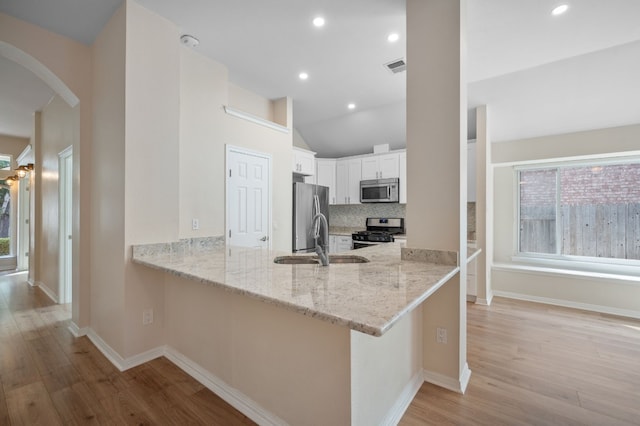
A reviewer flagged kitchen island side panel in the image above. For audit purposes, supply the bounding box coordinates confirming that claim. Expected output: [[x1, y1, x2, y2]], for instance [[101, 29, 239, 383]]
[[165, 274, 351, 425], [351, 307, 423, 425]]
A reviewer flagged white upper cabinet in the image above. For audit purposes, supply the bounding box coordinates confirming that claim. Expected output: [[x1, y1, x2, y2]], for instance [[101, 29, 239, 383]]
[[316, 159, 337, 204], [336, 158, 362, 204], [361, 153, 400, 180], [293, 147, 315, 176]]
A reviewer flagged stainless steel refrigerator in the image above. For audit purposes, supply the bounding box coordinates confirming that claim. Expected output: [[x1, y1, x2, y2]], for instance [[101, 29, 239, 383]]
[[293, 183, 330, 253]]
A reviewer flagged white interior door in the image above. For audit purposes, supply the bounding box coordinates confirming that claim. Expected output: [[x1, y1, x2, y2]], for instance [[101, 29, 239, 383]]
[[226, 146, 271, 248], [59, 147, 72, 304]]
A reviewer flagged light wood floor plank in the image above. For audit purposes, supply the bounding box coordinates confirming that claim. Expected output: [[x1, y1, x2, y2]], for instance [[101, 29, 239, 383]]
[[5, 381, 63, 426], [0, 272, 255, 425], [401, 297, 640, 425], [3, 271, 639, 425]]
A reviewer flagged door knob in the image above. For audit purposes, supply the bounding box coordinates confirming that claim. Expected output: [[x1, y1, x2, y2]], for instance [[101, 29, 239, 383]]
[[260, 236, 269, 241]]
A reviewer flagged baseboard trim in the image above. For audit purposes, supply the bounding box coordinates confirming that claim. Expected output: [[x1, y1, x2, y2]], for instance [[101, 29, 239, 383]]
[[35, 281, 59, 304], [86, 328, 164, 372], [164, 346, 285, 426], [475, 290, 494, 306], [68, 322, 88, 337], [380, 370, 424, 426], [493, 290, 640, 320], [125, 346, 165, 370], [424, 362, 472, 394]]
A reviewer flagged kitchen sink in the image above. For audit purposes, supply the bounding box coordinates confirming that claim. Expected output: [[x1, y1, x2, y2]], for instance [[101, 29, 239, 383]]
[[273, 255, 369, 265], [273, 256, 320, 265], [327, 255, 369, 264]]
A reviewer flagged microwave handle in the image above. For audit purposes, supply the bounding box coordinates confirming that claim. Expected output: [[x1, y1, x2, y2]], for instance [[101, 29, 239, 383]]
[[388, 187, 391, 199]]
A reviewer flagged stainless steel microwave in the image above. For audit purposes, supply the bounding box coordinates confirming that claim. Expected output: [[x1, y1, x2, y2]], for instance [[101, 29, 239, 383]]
[[360, 178, 400, 203]]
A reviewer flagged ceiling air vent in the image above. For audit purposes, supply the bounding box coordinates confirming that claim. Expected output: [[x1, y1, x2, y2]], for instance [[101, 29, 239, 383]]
[[384, 58, 406, 74]]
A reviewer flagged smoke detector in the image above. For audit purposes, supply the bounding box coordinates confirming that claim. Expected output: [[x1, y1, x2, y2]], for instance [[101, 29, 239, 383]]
[[180, 34, 199, 48], [383, 58, 406, 74]]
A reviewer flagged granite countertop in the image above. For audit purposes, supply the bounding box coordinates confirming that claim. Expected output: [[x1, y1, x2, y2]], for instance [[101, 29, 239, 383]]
[[133, 240, 479, 337]]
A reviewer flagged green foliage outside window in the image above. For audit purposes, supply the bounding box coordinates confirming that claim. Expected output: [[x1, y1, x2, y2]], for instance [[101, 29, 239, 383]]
[[0, 237, 8, 256]]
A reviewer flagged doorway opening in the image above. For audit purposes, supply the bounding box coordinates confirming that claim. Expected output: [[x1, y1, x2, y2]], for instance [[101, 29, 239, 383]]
[[59, 146, 72, 304]]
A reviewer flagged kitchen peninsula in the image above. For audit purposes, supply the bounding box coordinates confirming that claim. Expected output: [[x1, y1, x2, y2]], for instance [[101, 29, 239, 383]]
[[133, 238, 478, 425]]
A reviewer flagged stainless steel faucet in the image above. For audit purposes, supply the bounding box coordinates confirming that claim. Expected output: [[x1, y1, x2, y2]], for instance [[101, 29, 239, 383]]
[[312, 212, 329, 266]]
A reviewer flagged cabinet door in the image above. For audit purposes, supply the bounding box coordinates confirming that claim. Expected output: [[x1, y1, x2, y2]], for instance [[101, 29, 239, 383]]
[[293, 148, 316, 175], [360, 157, 379, 180], [336, 160, 349, 204], [378, 153, 400, 178], [316, 159, 337, 204], [335, 236, 353, 252], [329, 235, 337, 253], [399, 151, 407, 203], [360, 153, 400, 179], [347, 159, 362, 204]]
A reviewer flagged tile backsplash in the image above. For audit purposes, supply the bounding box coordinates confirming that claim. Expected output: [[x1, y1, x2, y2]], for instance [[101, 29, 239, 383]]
[[330, 202, 477, 239], [329, 204, 406, 228]]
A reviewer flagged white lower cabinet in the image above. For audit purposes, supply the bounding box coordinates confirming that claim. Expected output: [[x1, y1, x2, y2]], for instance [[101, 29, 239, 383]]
[[329, 234, 352, 253]]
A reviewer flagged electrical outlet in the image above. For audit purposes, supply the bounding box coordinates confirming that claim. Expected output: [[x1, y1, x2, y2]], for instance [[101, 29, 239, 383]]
[[142, 308, 154, 325], [436, 327, 447, 344], [192, 218, 200, 230]]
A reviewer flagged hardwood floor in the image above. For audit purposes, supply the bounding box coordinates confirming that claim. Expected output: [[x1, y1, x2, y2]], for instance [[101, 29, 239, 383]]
[[3, 271, 639, 425], [401, 297, 640, 425], [0, 271, 255, 425]]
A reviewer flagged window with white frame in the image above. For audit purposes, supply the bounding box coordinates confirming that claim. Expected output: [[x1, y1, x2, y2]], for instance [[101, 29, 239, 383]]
[[517, 160, 640, 263], [0, 155, 12, 256]]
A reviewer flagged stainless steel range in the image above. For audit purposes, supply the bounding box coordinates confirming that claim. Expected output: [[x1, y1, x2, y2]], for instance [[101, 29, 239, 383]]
[[352, 217, 405, 249]]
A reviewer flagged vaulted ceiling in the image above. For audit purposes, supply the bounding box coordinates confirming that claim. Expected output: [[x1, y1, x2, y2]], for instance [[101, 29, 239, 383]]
[[1, 0, 639, 156]]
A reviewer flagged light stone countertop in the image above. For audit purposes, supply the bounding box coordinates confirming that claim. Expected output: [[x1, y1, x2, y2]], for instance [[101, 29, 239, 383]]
[[132, 240, 473, 337]]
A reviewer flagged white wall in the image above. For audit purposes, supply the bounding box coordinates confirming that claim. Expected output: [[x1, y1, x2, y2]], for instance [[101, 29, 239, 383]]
[[228, 83, 274, 122], [91, 3, 126, 354], [406, 0, 468, 389], [121, 0, 179, 357], [0, 134, 29, 161], [38, 95, 77, 299], [1, 10, 93, 330], [178, 46, 293, 250], [492, 123, 640, 316], [165, 274, 351, 425], [350, 309, 422, 425]]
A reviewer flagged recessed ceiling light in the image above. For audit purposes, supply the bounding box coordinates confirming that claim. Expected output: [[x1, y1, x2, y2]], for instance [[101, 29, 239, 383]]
[[387, 33, 400, 43], [313, 17, 325, 27], [299, 72, 309, 80], [551, 4, 569, 16], [347, 103, 356, 110]]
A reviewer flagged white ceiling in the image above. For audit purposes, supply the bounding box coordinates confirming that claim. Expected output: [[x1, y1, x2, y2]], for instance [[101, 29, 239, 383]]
[[1, 0, 639, 156]]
